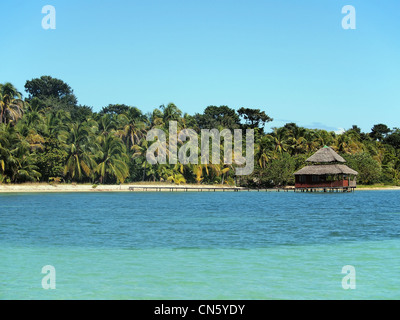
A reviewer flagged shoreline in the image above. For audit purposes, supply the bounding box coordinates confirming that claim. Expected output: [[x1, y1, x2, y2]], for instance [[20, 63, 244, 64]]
[[0, 183, 241, 193], [0, 183, 400, 193]]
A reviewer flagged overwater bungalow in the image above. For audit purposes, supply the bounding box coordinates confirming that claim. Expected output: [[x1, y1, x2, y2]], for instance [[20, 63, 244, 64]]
[[294, 146, 358, 192]]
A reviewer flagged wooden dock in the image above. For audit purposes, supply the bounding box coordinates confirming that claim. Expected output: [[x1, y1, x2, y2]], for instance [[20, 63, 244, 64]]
[[128, 186, 294, 192], [128, 186, 241, 192], [127, 186, 356, 193], [293, 187, 356, 193]]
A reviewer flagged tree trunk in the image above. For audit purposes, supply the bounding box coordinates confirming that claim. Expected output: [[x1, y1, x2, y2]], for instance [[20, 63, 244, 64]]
[[142, 161, 147, 181]]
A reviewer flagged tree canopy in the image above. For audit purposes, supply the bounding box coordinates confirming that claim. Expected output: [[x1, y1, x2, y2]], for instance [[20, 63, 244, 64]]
[[1, 78, 399, 187], [25, 76, 77, 105]]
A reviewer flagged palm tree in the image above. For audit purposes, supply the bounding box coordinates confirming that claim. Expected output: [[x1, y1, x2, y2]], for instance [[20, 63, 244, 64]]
[[284, 125, 306, 155], [144, 163, 157, 182], [303, 130, 320, 153], [0, 83, 24, 124], [334, 133, 362, 154], [314, 129, 336, 149], [220, 165, 231, 185], [205, 163, 230, 184], [0, 124, 16, 179], [255, 135, 274, 168], [180, 113, 198, 130], [131, 139, 150, 181], [95, 134, 129, 184], [267, 127, 288, 153], [0, 124, 41, 182], [12, 144, 41, 182], [97, 113, 117, 136], [160, 103, 182, 124], [149, 108, 164, 128], [43, 110, 70, 140], [117, 107, 148, 151], [192, 164, 204, 184], [15, 104, 46, 152], [167, 173, 186, 185], [59, 122, 98, 181], [157, 164, 173, 182]]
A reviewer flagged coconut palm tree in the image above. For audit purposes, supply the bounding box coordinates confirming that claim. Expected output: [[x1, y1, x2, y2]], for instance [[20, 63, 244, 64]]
[[192, 164, 204, 184], [180, 113, 198, 130], [160, 103, 182, 124], [0, 124, 41, 182], [267, 127, 289, 153], [157, 164, 173, 182], [334, 133, 362, 154], [285, 125, 306, 155], [15, 105, 46, 152], [205, 163, 230, 184], [59, 122, 98, 181], [255, 135, 274, 169], [117, 107, 148, 151], [131, 139, 150, 181], [167, 173, 186, 185], [43, 110, 70, 140], [95, 134, 129, 184], [12, 145, 41, 182], [303, 130, 320, 153], [96, 113, 117, 136], [0, 83, 24, 124], [0, 124, 16, 178], [314, 129, 336, 149]]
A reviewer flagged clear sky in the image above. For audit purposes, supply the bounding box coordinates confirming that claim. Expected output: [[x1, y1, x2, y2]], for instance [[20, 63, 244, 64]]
[[1, 0, 399, 133]]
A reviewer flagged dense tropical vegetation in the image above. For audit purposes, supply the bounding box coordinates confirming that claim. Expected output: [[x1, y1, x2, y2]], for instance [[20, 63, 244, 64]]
[[1, 76, 400, 187]]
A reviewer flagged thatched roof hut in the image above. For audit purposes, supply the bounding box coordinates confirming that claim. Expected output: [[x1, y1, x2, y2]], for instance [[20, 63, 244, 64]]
[[294, 146, 358, 190], [305, 146, 346, 163], [294, 164, 358, 176]]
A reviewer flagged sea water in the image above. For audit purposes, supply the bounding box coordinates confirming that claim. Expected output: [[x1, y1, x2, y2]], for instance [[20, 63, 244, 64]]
[[1, 190, 400, 299]]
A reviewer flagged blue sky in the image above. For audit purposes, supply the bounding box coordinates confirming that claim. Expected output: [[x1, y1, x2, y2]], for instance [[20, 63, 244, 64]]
[[1, 0, 399, 133]]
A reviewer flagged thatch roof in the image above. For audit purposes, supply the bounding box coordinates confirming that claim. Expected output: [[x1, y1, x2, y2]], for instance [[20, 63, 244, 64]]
[[294, 164, 358, 176], [306, 146, 346, 163]]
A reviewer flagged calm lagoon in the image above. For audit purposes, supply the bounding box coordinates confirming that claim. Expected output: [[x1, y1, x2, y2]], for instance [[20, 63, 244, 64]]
[[1, 190, 399, 299]]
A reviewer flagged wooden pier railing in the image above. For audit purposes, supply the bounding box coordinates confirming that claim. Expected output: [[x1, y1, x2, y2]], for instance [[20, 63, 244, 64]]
[[128, 186, 241, 192], [127, 186, 356, 192]]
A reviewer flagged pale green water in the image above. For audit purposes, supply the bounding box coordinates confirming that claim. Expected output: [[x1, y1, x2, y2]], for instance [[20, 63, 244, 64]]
[[1, 191, 400, 299]]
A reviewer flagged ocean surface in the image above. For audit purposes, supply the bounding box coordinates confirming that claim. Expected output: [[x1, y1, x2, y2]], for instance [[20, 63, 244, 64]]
[[1, 190, 400, 299]]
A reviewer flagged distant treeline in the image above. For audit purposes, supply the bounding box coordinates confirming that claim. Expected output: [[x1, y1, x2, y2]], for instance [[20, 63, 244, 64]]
[[1, 76, 399, 186]]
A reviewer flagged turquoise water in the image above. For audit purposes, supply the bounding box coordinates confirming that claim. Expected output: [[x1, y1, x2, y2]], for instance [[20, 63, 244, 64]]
[[1, 190, 400, 299]]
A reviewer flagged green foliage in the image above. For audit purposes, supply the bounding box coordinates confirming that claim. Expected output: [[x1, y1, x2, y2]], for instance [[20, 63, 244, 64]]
[[95, 134, 129, 184], [100, 104, 131, 116], [0, 83, 24, 124], [49, 177, 62, 184], [343, 153, 382, 185], [35, 138, 68, 181], [194, 105, 240, 130], [266, 153, 296, 186], [167, 173, 186, 185], [25, 75, 77, 106], [2, 78, 400, 188], [237, 107, 273, 130], [386, 128, 400, 149], [370, 124, 391, 142]]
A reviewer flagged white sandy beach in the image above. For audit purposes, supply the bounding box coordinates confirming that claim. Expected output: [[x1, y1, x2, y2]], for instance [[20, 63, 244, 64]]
[[0, 183, 242, 193], [0, 183, 399, 193]]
